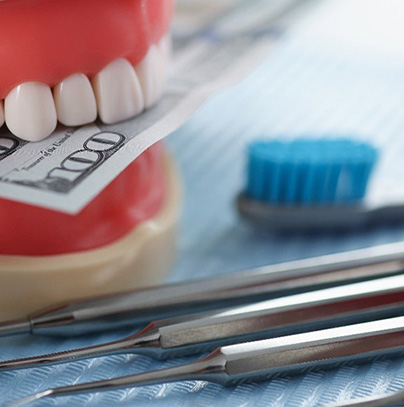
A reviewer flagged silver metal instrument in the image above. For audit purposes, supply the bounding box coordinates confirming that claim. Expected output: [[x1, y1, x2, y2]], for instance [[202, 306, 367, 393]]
[[2, 274, 404, 371], [3, 241, 404, 337], [8, 315, 404, 407]]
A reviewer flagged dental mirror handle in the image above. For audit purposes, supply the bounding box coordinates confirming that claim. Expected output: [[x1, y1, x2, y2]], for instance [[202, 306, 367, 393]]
[[66, 316, 404, 388], [5, 241, 404, 337], [3, 274, 404, 371]]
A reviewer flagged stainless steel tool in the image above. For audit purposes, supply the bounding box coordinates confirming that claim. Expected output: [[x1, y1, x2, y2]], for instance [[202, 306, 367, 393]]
[[8, 315, 404, 407], [3, 241, 404, 337], [2, 274, 404, 371]]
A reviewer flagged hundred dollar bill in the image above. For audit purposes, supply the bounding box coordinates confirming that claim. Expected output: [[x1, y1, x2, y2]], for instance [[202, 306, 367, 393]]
[[0, 0, 302, 214]]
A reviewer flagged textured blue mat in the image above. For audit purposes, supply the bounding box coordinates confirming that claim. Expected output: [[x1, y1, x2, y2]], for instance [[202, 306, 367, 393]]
[[4, 23, 404, 407]]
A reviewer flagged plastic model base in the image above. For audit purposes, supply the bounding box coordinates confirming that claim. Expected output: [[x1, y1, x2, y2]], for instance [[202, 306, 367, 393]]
[[0, 154, 181, 320]]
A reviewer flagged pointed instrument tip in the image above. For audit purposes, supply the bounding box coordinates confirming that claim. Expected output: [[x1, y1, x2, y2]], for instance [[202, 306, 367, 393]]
[[0, 319, 31, 337], [4, 390, 53, 407]]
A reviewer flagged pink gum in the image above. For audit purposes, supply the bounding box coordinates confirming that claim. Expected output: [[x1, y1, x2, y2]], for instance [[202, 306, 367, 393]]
[[0, 0, 174, 99]]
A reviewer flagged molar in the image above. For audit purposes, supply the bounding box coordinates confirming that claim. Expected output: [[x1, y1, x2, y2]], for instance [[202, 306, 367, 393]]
[[5, 82, 57, 142], [91, 58, 145, 124], [53, 73, 97, 127]]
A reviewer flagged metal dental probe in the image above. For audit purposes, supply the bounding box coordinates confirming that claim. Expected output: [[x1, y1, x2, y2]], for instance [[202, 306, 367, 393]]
[[8, 316, 404, 407], [2, 274, 404, 371], [4, 241, 404, 337]]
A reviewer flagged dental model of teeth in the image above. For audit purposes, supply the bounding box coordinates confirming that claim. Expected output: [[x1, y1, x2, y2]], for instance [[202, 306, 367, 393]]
[[0, 0, 181, 319], [0, 0, 173, 142]]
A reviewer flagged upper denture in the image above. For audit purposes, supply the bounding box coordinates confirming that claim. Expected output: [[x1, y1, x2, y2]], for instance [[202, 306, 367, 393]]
[[0, 0, 174, 99], [0, 0, 174, 141]]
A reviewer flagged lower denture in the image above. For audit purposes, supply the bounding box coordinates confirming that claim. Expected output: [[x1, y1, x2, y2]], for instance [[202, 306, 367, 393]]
[[0, 142, 167, 256], [0, 0, 174, 141]]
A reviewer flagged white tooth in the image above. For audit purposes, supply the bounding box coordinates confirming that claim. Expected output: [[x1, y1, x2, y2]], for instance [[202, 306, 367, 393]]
[[135, 46, 166, 109], [54, 73, 97, 126], [159, 34, 172, 63], [154, 44, 168, 103], [91, 58, 144, 124], [0, 100, 4, 127], [5, 82, 57, 142], [159, 35, 171, 91]]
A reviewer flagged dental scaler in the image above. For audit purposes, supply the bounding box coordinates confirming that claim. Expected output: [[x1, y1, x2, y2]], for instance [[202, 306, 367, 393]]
[[2, 241, 404, 337]]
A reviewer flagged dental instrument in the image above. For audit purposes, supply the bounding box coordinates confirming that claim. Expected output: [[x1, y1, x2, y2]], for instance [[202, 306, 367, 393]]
[[3, 241, 404, 337], [8, 315, 404, 407], [2, 274, 404, 371], [238, 138, 389, 230]]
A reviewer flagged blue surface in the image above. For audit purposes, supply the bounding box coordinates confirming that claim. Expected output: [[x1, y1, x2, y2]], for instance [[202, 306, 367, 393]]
[[4, 35, 404, 406]]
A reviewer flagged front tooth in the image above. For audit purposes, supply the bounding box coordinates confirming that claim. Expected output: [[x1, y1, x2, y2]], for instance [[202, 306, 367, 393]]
[[53, 73, 97, 126], [0, 100, 4, 127], [92, 58, 144, 124], [5, 82, 57, 142], [135, 46, 165, 109]]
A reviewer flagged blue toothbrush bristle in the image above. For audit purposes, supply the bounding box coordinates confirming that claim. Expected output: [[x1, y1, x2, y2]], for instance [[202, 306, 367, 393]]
[[246, 139, 378, 206]]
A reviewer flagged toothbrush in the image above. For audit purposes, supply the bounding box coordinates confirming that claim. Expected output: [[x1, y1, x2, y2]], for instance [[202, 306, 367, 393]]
[[236, 138, 399, 230]]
